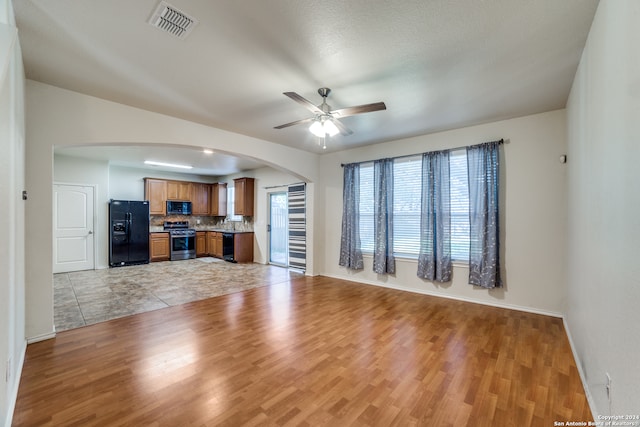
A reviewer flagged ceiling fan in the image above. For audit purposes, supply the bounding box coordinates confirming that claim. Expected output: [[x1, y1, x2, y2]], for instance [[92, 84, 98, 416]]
[[274, 87, 386, 148]]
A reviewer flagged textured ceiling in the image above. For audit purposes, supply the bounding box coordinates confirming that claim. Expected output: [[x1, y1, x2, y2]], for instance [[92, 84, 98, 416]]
[[14, 0, 599, 173]]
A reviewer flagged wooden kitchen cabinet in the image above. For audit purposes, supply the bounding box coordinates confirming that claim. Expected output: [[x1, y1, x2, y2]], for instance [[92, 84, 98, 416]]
[[233, 177, 254, 216], [233, 232, 254, 263], [192, 183, 210, 216], [167, 180, 192, 201], [149, 232, 170, 262], [144, 178, 167, 215], [210, 183, 227, 216], [196, 231, 207, 257], [207, 231, 223, 258]]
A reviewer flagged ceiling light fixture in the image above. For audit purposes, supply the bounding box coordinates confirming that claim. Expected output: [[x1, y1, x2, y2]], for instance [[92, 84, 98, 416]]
[[144, 160, 193, 169], [309, 117, 339, 138], [203, 149, 213, 154]]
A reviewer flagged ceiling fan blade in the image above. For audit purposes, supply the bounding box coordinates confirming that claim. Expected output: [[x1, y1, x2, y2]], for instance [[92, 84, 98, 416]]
[[274, 117, 315, 129], [331, 118, 353, 136], [283, 92, 324, 114], [330, 102, 387, 118]]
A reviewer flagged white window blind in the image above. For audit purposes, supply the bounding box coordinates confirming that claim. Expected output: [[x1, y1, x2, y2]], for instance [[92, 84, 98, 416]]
[[227, 187, 242, 221], [359, 164, 374, 253], [449, 149, 470, 262], [392, 156, 422, 256], [356, 149, 470, 262]]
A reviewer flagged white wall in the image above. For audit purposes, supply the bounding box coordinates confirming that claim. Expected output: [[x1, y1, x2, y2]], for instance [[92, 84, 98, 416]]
[[566, 0, 640, 417], [109, 165, 216, 201], [0, 0, 26, 425], [24, 80, 320, 340], [319, 110, 569, 316]]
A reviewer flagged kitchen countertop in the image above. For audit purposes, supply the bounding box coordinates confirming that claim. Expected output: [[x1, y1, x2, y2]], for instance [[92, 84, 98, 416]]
[[149, 226, 253, 234], [195, 229, 254, 234]]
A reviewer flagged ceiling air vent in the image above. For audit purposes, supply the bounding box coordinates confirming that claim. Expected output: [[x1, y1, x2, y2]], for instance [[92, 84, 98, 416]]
[[148, 1, 198, 40]]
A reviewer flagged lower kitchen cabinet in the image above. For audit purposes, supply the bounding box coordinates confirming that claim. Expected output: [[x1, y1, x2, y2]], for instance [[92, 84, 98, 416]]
[[196, 231, 207, 257], [149, 232, 170, 262], [207, 231, 223, 258], [232, 232, 254, 263]]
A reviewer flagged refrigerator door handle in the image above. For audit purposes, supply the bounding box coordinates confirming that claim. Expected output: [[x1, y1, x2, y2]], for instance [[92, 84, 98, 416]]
[[126, 213, 131, 240]]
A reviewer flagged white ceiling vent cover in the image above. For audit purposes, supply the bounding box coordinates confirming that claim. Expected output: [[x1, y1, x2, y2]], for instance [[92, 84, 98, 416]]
[[148, 1, 198, 40]]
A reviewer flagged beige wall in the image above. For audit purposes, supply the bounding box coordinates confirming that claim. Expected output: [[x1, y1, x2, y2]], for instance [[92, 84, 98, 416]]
[[319, 109, 569, 316], [0, 0, 26, 424], [566, 0, 640, 416]]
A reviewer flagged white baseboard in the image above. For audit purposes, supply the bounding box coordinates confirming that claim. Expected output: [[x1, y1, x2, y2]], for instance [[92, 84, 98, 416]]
[[26, 330, 56, 344], [563, 316, 597, 419], [4, 339, 26, 427], [320, 273, 563, 318]]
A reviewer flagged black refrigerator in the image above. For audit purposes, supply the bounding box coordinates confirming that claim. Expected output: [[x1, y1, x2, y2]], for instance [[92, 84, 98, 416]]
[[109, 200, 150, 267]]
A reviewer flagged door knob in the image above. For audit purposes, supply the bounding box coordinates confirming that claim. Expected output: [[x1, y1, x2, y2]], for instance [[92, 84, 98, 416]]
[[88, 231, 93, 235]]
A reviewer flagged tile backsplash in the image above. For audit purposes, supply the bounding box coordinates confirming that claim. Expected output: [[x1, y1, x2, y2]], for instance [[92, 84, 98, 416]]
[[150, 215, 253, 231]]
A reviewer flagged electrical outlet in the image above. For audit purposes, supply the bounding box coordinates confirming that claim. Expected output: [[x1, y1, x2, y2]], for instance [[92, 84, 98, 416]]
[[606, 372, 612, 403]]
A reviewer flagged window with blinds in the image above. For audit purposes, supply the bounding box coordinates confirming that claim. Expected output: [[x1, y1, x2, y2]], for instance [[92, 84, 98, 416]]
[[227, 186, 242, 221], [356, 149, 470, 262], [449, 149, 470, 262], [392, 156, 422, 256], [359, 164, 374, 253]]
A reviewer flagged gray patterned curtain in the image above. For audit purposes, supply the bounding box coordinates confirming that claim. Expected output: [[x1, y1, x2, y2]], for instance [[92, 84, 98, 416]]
[[339, 163, 363, 270], [467, 141, 502, 288], [373, 159, 395, 274], [417, 150, 452, 282]]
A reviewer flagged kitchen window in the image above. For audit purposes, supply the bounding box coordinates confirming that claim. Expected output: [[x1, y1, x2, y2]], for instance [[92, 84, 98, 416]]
[[357, 149, 470, 262], [227, 186, 242, 221]]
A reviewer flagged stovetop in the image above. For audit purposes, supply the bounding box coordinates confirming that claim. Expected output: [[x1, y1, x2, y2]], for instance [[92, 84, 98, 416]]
[[164, 221, 195, 235]]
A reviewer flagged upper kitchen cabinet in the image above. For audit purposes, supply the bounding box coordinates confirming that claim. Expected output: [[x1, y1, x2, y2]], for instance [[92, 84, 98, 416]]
[[192, 183, 210, 216], [211, 182, 227, 217], [233, 177, 255, 217], [144, 178, 167, 215], [167, 180, 192, 201]]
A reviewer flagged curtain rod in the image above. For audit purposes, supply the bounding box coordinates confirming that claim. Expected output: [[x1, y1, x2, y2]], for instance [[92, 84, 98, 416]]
[[263, 181, 305, 190], [340, 138, 504, 167]]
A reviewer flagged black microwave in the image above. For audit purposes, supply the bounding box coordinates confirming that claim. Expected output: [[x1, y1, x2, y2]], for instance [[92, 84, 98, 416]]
[[166, 201, 192, 215]]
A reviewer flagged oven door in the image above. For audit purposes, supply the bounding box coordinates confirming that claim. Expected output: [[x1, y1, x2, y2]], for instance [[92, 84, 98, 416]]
[[170, 233, 196, 260]]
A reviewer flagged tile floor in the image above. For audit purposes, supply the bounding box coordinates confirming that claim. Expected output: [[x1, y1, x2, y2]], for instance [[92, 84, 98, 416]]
[[54, 258, 303, 332]]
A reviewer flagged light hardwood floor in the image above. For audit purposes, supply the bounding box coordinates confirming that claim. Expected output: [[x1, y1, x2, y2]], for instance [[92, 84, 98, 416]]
[[14, 275, 592, 426]]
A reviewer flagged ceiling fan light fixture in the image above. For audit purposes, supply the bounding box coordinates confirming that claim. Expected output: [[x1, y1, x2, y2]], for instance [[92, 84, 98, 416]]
[[309, 118, 339, 137], [324, 120, 339, 137], [309, 120, 324, 137]]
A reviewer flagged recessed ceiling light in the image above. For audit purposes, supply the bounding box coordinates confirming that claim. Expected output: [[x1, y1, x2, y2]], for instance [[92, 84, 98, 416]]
[[203, 149, 213, 154], [144, 160, 193, 169]]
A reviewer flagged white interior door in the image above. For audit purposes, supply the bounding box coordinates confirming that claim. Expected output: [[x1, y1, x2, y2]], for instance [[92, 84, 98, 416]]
[[53, 184, 95, 273]]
